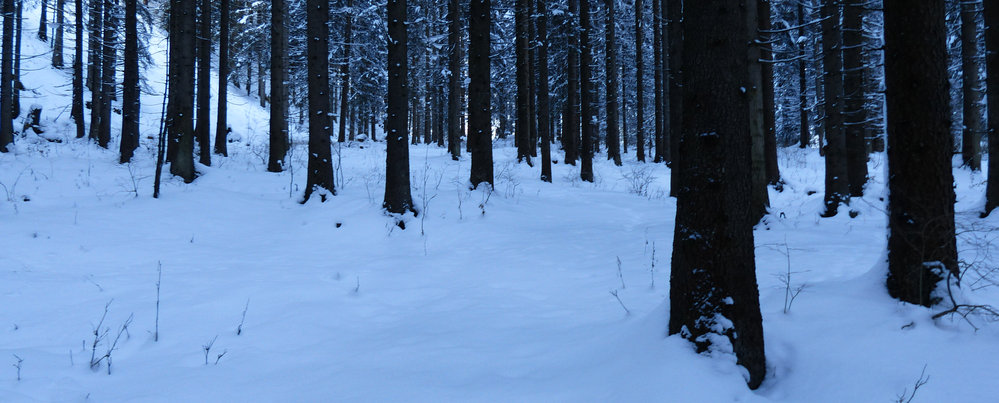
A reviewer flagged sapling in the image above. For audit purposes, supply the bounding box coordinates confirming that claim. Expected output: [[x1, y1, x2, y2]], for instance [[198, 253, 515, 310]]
[[616, 257, 626, 289], [236, 299, 249, 335], [609, 290, 631, 316], [894, 365, 930, 403], [155, 262, 162, 342], [650, 242, 657, 289], [203, 335, 218, 365], [12, 354, 22, 381]]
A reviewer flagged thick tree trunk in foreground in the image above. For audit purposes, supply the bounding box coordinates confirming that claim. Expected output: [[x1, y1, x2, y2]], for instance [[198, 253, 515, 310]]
[[579, 0, 594, 182], [821, 0, 849, 216], [195, 0, 211, 166], [884, 0, 958, 306], [960, 0, 984, 171], [447, 0, 461, 160], [634, 0, 645, 162], [303, 0, 335, 202], [120, 0, 139, 163], [269, 0, 289, 172], [468, 0, 493, 189], [986, 0, 999, 216], [385, 0, 414, 213], [215, 0, 230, 156], [605, 0, 621, 166], [537, 0, 552, 182], [843, 0, 868, 196], [669, 0, 766, 390], [0, 0, 12, 152], [167, 0, 197, 182]]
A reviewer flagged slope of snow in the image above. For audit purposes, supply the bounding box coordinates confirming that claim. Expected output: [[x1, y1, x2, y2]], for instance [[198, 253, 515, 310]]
[[2, 4, 999, 402]]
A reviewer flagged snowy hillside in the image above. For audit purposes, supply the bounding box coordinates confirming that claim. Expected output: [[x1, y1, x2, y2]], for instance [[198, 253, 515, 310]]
[[2, 3, 999, 402]]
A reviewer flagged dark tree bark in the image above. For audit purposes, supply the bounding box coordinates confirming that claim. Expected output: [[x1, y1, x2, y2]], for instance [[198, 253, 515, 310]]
[[195, 0, 211, 166], [515, 0, 532, 164], [468, 0, 493, 189], [269, 0, 288, 172], [652, 0, 663, 163], [669, 0, 766, 389], [93, 0, 115, 149], [634, 0, 645, 162], [303, 0, 335, 201], [72, 0, 83, 140], [537, 0, 552, 181], [666, 0, 681, 196], [120, 0, 139, 163], [0, 0, 12, 152], [13, 0, 21, 119], [605, 0, 621, 166], [214, 0, 230, 156], [39, 0, 46, 41], [986, 0, 999, 216], [167, 0, 197, 182], [52, 0, 64, 68], [960, 0, 984, 171], [760, 0, 779, 186], [798, 1, 808, 149], [338, 0, 352, 144], [579, 0, 594, 182], [447, 0, 461, 160], [87, 0, 101, 91], [564, 0, 579, 165], [87, 0, 103, 145], [820, 0, 848, 217], [748, 0, 769, 221], [843, 0, 868, 196], [884, 0, 958, 306], [384, 0, 413, 213]]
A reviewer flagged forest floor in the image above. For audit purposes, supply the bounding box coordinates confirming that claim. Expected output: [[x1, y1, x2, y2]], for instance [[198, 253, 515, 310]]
[[3, 3, 999, 402]]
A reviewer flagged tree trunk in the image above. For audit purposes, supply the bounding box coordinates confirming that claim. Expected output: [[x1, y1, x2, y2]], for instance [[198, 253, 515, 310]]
[[303, 0, 335, 201], [605, 0, 621, 166], [88, 0, 104, 145], [579, 0, 594, 182], [669, 0, 766, 389], [87, 0, 101, 91], [384, 0, 413, 213], [986, 0, 999, 216], [167, 0, 197, 182], [120, 0, 139, 163], [0, 0, 12, 152], [760, 0, 779, 186], [468, 0, 493, 189], [39, 0, 47, 41], [843, 0, 868, 196], [72, 0, 83, 140], [960, 0, 984, 170], [338, 0, 352, 144], [884, 0, 958, 306], [515, 0, 532, 164], [447, 0, 461, 160], [564, 0, 579, 165], [214, 0, 230, 156], [652, 0, 663, 163], [821, 0, 849, 216], [798, 1, 808, 148], [13, 0, 21, 119], [634, 0, 645, 162], [269, 0, 288, 172], [52, 0, 64, 68], [195, 0, 211, 166], [666, 0, 681, 195], [537, 0, 552, 181], [748, 0, 769, 222]]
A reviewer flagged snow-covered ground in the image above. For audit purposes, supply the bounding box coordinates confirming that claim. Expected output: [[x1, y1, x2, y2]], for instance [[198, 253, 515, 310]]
[[3, 4, 999, 402]]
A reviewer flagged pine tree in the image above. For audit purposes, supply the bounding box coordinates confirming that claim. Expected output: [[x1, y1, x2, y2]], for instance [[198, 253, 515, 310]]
[[820, 0, 848, 217], [537, 0, 552, 182], [634, 0, 645, 162], [303, 0, 335, 201], [669, 0, 766, 389], [605, 0, 621, 166], [884, 0, 958, 306], [120, 0, 139, 163], [167, 0, 197, 182], [384, 0, 413, 213], [987, 0, 999, 216], [214, 0, 230, 156], [843, 0, 868, 196], [72, 0, 83, 140], [195, 0, 212, 166], [0, 0, 12, 152], [579, 0, 594, 182], [468, 0, 493, 189], [959, 0, 984, 171], [52, 0, 65, 68], [447, 0, 461, 160], [269, 0, 289, 172]]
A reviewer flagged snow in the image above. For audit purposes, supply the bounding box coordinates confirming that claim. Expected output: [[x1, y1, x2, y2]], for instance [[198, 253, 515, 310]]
[[3, 3, 999, 402]]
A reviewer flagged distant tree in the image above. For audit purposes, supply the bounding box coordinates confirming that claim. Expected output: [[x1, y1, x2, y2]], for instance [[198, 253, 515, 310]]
[[52, 0, 65, 68], [843, 0, 868, 196], [884, 0, 958, 306], [760, 0, 779, 186], [269, 0, 288, 172], [579, 0, 594, 182], [537, 0, 552, 182], [797, 1, 808, 149], [468, 0, 493, 188], [987, 0, 999, 216], [0, 0, 11, 152], [447, 0, 461, 160], [820, 0, 848, 217], [38, 0, 46, 41], [338, 0, 353, 144], [195, 0, 212, 166], [959, 0, 984, 171], [563, 0, 579, 166], [303, 0, 335, 201], [604, 0, 621, 166], [167, 0, 197, 182], [515, 0, 532, 164], [214, 0, 230, 156], [120, 0, 139, 163], [669, 0, 767, 389], [634, 0, 645, 162]]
